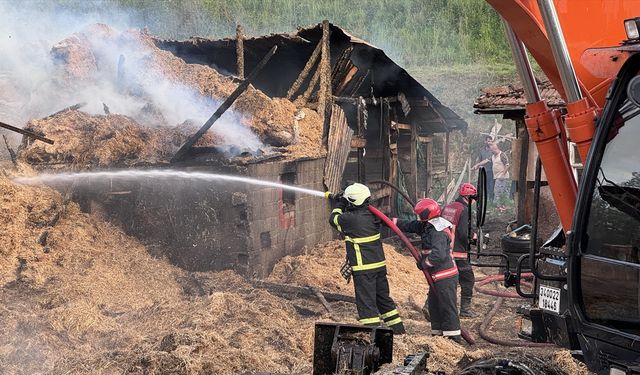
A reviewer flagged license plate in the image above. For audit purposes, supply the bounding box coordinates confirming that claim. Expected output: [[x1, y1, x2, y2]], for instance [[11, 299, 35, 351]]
[[538, 285, 561, 313]]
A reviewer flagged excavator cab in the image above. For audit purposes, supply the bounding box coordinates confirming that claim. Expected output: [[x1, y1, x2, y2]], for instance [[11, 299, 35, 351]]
[[517, 49, 640, 374], [567, 51, 640, 373]]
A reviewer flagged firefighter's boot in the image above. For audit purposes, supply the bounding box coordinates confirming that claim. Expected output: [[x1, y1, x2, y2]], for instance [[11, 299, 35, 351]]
[[447, 335, 465, 345], [459, 297, 475, 318], [421, 301, 430, 321]]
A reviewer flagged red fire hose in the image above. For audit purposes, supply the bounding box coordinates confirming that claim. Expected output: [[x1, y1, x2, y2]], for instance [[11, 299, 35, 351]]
[[475, 274, 534, 299], [368, 205, 476, 345], [368, 206, 435, 288]]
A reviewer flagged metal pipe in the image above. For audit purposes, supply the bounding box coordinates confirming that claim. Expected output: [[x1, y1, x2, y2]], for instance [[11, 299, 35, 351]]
[[530, 156, 566, 281], [537, 0, 582, 103], [502, 20, 541, 103]]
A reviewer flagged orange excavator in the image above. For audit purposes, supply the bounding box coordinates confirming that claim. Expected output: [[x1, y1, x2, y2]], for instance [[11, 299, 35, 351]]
[[483, 1, 640, 373]]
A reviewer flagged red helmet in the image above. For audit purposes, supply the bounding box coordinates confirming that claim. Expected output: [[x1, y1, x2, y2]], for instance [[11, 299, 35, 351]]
[[459, 182, 477, 197], [414, 198, 441, 221]]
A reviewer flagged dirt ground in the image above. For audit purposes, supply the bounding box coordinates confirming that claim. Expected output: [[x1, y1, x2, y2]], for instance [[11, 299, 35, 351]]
[[0, 163, 592, 375]]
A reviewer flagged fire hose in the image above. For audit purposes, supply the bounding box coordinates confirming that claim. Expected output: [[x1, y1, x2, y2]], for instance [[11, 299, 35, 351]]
[[352, 183, 549, 347], [474, 273, 554, 348], [368, 205, 476, 345], [475, 274, 534, 299]]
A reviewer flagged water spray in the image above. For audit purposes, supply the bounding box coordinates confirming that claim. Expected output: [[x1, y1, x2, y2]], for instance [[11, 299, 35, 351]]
[[13, 170, 327, 197]]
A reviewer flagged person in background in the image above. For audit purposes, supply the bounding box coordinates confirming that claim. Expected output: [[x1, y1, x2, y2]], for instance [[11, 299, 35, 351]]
[[441, 183, 477, 317], [393, 198, 463, 344], [490, 142, 510, 207], [472, 135, 495, 202], [327, 183, 406, 334]]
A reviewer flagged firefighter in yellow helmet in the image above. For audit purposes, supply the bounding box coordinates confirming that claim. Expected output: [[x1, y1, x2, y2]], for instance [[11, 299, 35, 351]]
[[327, 183, 405, 334]]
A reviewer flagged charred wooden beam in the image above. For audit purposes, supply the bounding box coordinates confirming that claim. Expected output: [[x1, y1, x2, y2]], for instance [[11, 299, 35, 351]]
[[43, 102, 87, 120], [286, 39, 322, 100], [0, 121, 54, 145], [298, 66, 320, 106], [171, 45, 278, 162], [317, 20, 332, 123], [2, 135, 17, 165], [251, 280, 356, 304], [310, 286, 337, 320], [319, 20, 332, 148], [236, 24, 245, 79]]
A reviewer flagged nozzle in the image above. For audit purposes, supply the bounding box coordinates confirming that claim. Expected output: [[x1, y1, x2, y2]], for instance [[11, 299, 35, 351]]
[[324, 191, 332, 199]]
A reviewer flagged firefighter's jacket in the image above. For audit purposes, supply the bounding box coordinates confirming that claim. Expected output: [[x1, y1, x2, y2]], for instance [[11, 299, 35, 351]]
[[396, 217, 458, 281], [441, 196, 469, 259], [329, 201, 386, 274]]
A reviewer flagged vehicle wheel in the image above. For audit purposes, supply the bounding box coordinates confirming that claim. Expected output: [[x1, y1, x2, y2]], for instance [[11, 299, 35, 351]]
[[501, 234, 532, 254]]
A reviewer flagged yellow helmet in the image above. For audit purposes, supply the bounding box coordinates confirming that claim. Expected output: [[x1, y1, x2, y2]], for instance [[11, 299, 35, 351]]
[[344, 183, 371, 206]]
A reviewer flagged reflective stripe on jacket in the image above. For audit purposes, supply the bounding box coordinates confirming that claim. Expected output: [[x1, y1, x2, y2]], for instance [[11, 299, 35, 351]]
[[329, 204, 386, 273]]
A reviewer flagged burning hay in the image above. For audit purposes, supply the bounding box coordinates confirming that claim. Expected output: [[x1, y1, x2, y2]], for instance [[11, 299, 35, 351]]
[[17, 24, 325, 168], [18, 110, 217, 168]]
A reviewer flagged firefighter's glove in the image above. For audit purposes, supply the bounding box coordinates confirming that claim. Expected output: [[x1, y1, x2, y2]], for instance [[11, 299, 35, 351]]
[[416, 254, 429, 271], [326, 191, 343, 202], [340, 260, 353, 283]]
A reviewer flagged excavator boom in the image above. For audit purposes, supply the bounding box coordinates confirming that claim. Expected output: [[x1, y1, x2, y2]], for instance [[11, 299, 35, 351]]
[[488, 0, 640, 107]]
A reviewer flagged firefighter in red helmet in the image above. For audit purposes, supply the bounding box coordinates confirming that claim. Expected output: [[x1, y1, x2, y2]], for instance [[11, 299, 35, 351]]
[[441, 182, 477, 317], [392, 198, 462, 344]]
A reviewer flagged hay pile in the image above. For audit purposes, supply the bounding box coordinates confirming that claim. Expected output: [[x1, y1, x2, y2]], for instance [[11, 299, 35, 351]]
[[0, 170, 315, 374], [1, 167, 595, 374], [19, 24, 324, 168], [18, 110, 216, 168]]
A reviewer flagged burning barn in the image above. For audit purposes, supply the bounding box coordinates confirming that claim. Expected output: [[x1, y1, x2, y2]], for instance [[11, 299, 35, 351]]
[[11, 21, 466, 278], [156, 22, 467, 211]]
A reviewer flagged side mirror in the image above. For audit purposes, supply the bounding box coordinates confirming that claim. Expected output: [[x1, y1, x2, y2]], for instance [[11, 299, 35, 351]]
[[476, 167, 488, 228]]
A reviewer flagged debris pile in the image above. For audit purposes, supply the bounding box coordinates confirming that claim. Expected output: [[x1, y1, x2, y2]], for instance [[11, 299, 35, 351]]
[[18, 111, 217, 168], [17, 24, 325, 168]]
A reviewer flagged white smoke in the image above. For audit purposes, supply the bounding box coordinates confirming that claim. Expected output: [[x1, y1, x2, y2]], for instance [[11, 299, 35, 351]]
[[0, 1, 265, 155]]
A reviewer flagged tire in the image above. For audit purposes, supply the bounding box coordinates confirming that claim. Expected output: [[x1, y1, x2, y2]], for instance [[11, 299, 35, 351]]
[[501, 234, 531, 254], [501, 235, 532, 273]]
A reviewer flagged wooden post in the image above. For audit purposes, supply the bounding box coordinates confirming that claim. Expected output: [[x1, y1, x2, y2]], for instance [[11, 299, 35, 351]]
[[410, 123, 418, 203], [356, 97, 365, 183], [389, 144, 398, 214], [319, 20, 332, 147], [517, 120, 530, 226], [425, 138, 433, 197], [443, 131, 450, 203], [236, 25, 244, 79]]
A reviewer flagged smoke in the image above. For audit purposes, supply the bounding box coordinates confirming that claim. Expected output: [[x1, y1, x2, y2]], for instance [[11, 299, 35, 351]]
[[0, 1, 265, 155]]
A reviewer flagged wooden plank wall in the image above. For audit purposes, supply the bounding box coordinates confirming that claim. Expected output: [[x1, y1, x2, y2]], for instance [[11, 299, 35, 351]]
[[323, 105, 353, 193]]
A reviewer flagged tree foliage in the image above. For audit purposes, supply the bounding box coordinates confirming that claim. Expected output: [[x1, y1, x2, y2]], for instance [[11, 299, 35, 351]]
[[49, 0, 511, 67]]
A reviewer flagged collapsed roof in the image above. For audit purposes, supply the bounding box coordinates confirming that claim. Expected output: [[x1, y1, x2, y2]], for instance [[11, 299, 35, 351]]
[[155, 23, 467, 135], [474, 79, 565, 117]]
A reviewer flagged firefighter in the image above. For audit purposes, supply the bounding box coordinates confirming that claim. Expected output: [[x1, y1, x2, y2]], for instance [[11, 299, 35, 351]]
[[327, 183, 406, 334], [441, 183, 477, 317], [394, 198, 462, 344]]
